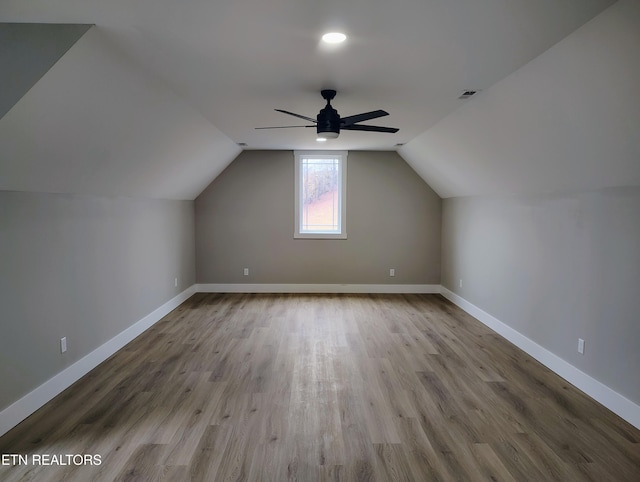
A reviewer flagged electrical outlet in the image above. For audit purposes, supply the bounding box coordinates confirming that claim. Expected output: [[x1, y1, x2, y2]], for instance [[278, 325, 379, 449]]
[[60, 337, 67, 354], [243, 268, 249, 276], [459, 279, 463, 288], [174, 277, 178, 287], [578, 338, 585, 354], [389, 268, 395, 277]]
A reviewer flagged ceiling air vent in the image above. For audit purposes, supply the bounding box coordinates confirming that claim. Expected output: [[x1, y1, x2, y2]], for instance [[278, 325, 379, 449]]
[[458, 90, 478, 100], [237, 142, 248, 147]]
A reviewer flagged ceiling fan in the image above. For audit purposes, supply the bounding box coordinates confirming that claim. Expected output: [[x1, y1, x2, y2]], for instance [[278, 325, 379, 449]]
[[256, 90, 399, 139]]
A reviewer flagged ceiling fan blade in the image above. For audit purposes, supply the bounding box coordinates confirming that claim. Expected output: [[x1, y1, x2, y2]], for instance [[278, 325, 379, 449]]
[[274, 109, 317, 123], [340, 110, 389, 126], [255, 125, 315, 129], [341, 124, 399, 133]]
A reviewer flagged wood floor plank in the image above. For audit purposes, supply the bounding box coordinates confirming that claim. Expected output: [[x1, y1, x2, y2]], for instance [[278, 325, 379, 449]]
[[1, 293, 638, 481], [509, 432, 581, 482], [189, 424, 233, 481], [114, 443, 163, 482], [372, 443, 414, 481], [394, 417, 450, 482]]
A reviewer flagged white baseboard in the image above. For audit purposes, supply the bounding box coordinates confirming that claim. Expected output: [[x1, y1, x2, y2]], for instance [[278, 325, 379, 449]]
[[0, 285, 197, 438], [196, 283, 441, 294], [440, 286, 640, 430]]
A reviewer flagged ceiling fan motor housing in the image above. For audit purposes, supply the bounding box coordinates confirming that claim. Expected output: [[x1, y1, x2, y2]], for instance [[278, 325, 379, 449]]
[[317, 105, 340, 137]]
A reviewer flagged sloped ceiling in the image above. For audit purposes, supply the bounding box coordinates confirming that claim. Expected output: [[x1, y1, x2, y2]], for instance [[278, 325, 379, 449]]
[[400, 0, 640, 198], [2, 0, 633, 200], [0, 23, 91, 119], [0, 26, 240, 200]]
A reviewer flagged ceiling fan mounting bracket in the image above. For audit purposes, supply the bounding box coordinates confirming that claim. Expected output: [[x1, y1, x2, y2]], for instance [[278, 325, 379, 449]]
[[321, 89, 337, 102]]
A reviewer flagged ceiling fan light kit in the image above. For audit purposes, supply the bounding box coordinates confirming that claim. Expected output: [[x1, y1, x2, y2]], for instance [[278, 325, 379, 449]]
[[256, 89, 399, 140]]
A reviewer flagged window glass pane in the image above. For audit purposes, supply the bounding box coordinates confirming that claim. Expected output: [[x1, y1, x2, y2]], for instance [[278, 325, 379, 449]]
[[301, 157, 340, 233], [294, 150, 346, 239]]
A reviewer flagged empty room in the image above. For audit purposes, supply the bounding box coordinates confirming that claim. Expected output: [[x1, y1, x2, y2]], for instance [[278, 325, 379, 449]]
[[1, 0, 639, 480]]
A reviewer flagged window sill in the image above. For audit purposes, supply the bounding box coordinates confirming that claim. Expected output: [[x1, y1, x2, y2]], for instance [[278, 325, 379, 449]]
[[294, 232, 348, 240]]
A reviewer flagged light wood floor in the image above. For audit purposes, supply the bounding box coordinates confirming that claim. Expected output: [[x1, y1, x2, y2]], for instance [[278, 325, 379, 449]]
[[1, 293, 639, 481]]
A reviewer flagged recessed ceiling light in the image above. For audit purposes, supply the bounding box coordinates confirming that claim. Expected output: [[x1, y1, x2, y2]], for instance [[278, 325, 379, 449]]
[[316, 137, 327, 142], [322, 32, 347, 44]]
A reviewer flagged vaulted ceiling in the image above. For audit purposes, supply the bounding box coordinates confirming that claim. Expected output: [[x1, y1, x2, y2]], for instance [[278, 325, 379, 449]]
[[2, 0, 638, 200]]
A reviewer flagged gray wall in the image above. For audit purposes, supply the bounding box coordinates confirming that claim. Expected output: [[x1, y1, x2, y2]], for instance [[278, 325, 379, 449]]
[[442, 187, 640, 404], [0, 191, 195, 411], [196, 150, 441, 284]]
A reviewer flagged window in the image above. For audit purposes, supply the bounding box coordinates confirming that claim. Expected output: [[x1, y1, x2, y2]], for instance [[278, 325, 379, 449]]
[[294, 150, 347, 239]]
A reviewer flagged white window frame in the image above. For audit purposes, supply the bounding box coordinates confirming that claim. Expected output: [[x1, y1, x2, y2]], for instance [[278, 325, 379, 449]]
[[294, 150, 347, 239]]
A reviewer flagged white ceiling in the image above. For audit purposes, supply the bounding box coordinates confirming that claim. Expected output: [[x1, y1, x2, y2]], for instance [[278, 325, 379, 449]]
[[3, 0, 635, 200]]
